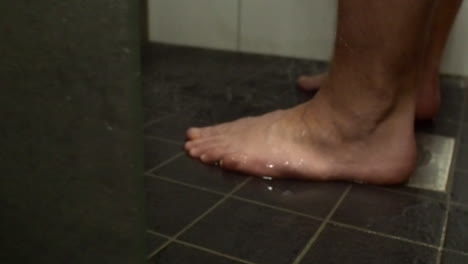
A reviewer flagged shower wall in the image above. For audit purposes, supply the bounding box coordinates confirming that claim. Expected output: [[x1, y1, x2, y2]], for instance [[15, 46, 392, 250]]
[[147, 0, 468, 76]]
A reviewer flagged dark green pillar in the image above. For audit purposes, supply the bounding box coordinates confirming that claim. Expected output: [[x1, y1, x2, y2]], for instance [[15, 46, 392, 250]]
[[0, 1, 145, 263]]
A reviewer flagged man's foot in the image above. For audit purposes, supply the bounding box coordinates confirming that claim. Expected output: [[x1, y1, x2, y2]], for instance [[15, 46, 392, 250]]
[[297, 72, 440, 120], [185, 88, 417, 185]]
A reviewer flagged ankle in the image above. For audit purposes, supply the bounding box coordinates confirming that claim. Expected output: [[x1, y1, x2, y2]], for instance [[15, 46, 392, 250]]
[[311, 77, 416, 139]]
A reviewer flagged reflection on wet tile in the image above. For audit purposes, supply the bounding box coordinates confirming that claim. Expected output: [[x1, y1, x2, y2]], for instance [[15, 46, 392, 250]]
[[155, 155, 247, 193], [235, 178, 348, 217], [150, 243, 244, 264], [145, 177, 221, 236], [181, 198, 321, 264], [147, 233, 167, 255], [302, 224, 437, 264], [333, 185, 445, 245], [442, 251, 468, 264], [445, 205, 468, 253], [407, 133, 454, 192], [144, 137, 183, 171]]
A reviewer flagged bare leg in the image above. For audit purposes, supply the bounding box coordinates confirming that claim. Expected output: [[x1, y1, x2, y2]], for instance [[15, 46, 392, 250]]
[[185, 0, 435, 184], [297, 0, 462, 120]]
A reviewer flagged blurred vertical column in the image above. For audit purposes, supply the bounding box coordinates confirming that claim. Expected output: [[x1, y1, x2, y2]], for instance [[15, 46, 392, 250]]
[[0, 0, 145, 263]]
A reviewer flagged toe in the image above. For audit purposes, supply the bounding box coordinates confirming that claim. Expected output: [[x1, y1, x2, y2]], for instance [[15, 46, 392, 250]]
[[186, 127, 202, 140], [186, 136, 223, 150], [199, 147, 227, 163], [186, 137, 226, 159]]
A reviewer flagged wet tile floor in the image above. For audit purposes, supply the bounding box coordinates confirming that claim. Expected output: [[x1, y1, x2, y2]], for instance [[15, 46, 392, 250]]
[[143, 43, 468, 264]]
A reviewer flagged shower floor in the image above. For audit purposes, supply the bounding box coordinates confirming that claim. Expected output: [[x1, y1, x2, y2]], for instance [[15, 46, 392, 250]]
[[143, 43, 468, 264]]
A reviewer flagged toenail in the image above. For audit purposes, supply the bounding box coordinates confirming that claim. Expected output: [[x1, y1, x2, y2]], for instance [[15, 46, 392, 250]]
[[185, 142, 192, 149]]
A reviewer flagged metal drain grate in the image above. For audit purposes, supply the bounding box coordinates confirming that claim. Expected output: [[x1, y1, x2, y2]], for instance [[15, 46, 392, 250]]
[[406, 133, 455, 192]]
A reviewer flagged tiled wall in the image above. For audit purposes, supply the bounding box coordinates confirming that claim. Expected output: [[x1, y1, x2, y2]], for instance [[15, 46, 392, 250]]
[[148, 0, 468, 76]]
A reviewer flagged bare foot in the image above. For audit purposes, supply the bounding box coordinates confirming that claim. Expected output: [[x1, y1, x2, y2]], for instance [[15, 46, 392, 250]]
[[296, 72, 440, 120], [185, 90, 417, 185]]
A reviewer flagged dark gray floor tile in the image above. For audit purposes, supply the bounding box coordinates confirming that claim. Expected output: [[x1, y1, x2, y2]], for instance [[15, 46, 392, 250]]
[[143, 43, 281, 91], [235, 178, 348, 217], [155, 155, 248, 193], [440, 78, 465, 105], [302, 224, 437, 264], [415, 120, 460, 138], [332, 185, 446, 245], [147, 233, 167, 255], [460, 124, 468, 145], [143, 91, 287, 141], [445, 204, 468, 252], [145, 177, 222, 236], [437, 99, 463, 123], [464, 108, 468, 124], [451, 171, 468, 205], [144, 137, 182, 171], [442, 251, 468, 264], [181, 198, 321, 264], [141, 65, 198, 124], [144, 107, 215, 142], [150, 243, 244, 264], [455, 146, 468, 172]]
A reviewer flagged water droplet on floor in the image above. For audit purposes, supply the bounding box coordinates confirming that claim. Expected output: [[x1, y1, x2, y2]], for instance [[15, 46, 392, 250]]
[[262, 176, 273, 181]]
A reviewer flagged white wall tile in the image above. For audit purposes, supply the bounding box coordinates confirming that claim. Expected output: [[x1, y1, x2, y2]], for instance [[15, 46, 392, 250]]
[[239, 0, 337, 61], [147, 0, 468, 76], [441, 1, 468, 76], [148, 0, 238, 51]]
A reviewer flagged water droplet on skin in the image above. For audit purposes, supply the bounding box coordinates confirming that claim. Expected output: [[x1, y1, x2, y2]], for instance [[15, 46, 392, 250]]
[[266, 164, 274, 169], [297, 158, 304, 166], [284, 161, 290, 166]]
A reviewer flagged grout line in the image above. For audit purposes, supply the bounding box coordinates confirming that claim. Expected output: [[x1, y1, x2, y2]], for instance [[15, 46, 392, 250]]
[[146, 177, 252, 260], [236, 0, 243, 51], [436, 84, 468, 264], [147, 230, 171, 239], [145, 173, 458, 252], [145, 151, 185, 174], [174, 239, 258, 264], [291, 185, 352, 264], [147, 173, 227, 196], [450, 201, 468, 209], [375, 185, 445, 203], [444, 248, 468, 257], [231, 195, 324, 222], [328, 221, 439, 250], [144, 135, 184, 145], [145, 229, 259, 263]]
